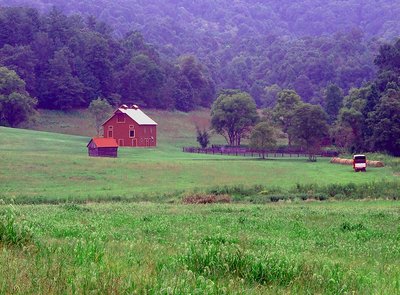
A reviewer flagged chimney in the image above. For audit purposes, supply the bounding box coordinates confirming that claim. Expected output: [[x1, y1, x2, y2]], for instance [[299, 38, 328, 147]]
[[131, 104, 139, 110], [119, 104, 128, 110]]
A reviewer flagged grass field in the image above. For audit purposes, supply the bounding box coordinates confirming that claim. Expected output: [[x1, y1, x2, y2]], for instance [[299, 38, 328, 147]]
[[0, 125, 398, 203], [1, 201, 400, 294], [1, 109, 400, 294]]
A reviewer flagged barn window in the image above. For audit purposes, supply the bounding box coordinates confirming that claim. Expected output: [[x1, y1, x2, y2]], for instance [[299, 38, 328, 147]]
[[117, 114, 125, 123], [129, 130, 135, 138]]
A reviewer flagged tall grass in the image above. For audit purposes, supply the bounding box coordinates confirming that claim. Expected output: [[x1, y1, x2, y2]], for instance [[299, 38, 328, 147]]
[[0, 206, 33, 247]]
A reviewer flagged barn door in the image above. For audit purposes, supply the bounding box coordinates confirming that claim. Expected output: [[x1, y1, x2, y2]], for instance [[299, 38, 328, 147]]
[[132, 139, 137, 147]]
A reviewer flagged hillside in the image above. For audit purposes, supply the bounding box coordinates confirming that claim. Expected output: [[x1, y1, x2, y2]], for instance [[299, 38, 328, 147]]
[[1, 3, 398, 107], [4, 0, 400, 40]]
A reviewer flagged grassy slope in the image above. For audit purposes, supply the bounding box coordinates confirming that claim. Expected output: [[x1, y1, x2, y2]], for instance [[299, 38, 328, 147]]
[[0, 109, 398, 202]]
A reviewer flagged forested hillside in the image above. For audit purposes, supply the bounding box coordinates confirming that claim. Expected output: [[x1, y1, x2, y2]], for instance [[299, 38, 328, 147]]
[[0, 7, 215, 111], [2, 1, 399, 106]]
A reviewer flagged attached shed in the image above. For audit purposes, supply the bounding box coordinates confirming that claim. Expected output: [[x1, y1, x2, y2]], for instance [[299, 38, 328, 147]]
[[87, 138, 118, 158]]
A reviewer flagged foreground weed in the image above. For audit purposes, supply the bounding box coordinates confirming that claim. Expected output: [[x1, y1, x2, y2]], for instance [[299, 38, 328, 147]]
[[180, 239, 302, 286], [0, 206, 33, 247]]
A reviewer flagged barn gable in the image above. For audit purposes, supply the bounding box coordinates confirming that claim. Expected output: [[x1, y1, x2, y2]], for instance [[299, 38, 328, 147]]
[[102, 104, 158, 126], [102, 105, 158, 148]]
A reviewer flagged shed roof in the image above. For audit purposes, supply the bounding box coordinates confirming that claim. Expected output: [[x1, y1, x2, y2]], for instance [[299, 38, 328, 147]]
[[87, 138, 118, 148], [103, 105, 158, 126]]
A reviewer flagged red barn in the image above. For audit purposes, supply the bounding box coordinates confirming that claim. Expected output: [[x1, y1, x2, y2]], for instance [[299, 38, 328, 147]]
[[102, 104, 157, 147], [87, 138, 118, 157]]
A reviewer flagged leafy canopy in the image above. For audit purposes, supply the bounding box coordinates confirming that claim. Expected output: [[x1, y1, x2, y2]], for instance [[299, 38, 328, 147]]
[[211, 90, 258, 146]]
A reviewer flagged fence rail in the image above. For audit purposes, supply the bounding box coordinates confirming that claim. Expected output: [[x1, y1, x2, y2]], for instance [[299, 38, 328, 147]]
[[182, 147, 338, 158]]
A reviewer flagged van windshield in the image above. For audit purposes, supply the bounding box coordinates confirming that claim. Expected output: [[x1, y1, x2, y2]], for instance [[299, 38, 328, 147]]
[[354, 156, 366, 162]]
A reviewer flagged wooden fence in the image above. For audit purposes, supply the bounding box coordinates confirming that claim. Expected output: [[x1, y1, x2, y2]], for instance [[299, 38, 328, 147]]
[[182, 147, 338, 158]]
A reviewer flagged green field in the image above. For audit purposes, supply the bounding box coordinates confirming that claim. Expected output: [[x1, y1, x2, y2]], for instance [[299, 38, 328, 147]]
[[0, 125, 398, 203], [1, 110, 400, 294], [1, 201, 400, 294]]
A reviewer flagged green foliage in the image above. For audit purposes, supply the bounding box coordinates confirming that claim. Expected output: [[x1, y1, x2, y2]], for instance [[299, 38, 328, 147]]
[[0, 67, 37, 127], [88, 98, 112, 135], [211, 90, 258, 146], [324, 83, 344, 123], [0, 206, 33, 247], [368, 89, 400, 156], [288, 104, 329, 161], [196, 127, 210, 148], [0, 7, 216, 112], [334, 39, 400, 155], [249, 122, 277, 158], [0, 5, 389, 112], [272, 89, 302, 145]]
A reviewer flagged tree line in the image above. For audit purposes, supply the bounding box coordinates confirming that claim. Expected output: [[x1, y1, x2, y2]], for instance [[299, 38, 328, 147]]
[[1, 3, 397, 108], [0, 7, 215, 112], [208, 39, 400, 158]]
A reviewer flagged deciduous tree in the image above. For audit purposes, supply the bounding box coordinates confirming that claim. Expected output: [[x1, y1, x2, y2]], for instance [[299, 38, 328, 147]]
[[88, 98, 113, 135], [211, 90, 258, 146], [0, 67, 37, 127], [288, 104, 329, 161], [249, 122, 277, 159]]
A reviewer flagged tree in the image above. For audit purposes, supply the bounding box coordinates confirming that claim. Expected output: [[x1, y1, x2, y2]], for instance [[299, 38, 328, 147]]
[[288, 104, 329, 161], [368, 89, 400, 156], [88, 98, 113, 135], [0, 67, 37, 127], [211, 90, 258, 146], [38, 48, 85, 110], [196, 127, 210, 148], [262, 84, 282, 107], [249, 122, 277, 159], [324, 83, 344, 124], [272, 90, 302, 146]]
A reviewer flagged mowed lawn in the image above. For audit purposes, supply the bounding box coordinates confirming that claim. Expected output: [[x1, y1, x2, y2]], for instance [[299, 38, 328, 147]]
[[0, 201, 400, 294], [0, 113, 397, 202]]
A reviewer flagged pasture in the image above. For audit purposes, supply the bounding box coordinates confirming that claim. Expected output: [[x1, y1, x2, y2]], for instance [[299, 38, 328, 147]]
[[0, 125, 397, 203], [1, 109, 400, 294], [1, 201, 400, 294]]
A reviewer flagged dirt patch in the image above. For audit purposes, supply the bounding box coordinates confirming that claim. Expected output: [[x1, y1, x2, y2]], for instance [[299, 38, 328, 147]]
[[183, 194, 231, 204]]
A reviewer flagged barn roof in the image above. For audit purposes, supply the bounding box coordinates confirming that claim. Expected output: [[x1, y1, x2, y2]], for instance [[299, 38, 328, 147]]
[[102, 105, 158, 126], [87, 138, 118, 148]]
